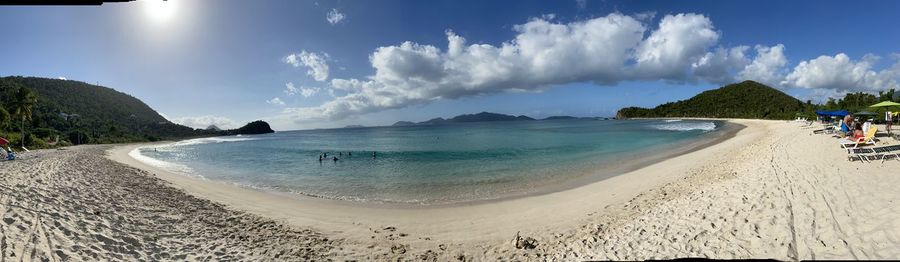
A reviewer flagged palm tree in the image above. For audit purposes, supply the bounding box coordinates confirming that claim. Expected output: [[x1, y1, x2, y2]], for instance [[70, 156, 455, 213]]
[[10, 87, 37, 148]]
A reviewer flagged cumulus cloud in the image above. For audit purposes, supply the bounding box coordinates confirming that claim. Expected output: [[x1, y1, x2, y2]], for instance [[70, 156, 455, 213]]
[[279, 12, 897, 123], [326, 8, 345, 24], [284, 51, 330, 81], [57, 76, 67, 80], [634, 13, 720, 79], [782, 53, 900, 92], [266, 97, 286, 106], [738, 44, 788, 86], [171, 115, 238, 129], [692, 46, 750, 84]]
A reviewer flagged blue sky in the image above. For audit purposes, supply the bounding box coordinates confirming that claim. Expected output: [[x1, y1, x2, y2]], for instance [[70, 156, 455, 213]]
[[2, 0, 899, 130]]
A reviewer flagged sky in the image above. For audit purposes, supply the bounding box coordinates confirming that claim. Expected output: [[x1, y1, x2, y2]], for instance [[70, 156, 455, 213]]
[[1, 0, 899, 130]]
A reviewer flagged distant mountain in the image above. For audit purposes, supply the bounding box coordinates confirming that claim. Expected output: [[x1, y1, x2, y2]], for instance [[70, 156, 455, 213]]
[[542, 116, 578, 120], [392, 112, 540, 126], [616, 80, 814, 120], [0, 76, 273, 147], [390, 112, 613, 127], [206, 125, 221, 131], [450, 112, 535, 122], [420, 117, 449, 125], [391, 121, 416, 126]]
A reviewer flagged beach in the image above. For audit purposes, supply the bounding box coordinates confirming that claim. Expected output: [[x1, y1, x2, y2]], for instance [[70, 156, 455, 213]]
[[3, 119, 900, 260]]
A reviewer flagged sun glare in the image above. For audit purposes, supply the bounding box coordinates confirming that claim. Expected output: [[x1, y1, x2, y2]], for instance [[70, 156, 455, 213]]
[[143, 0, 177, 24]]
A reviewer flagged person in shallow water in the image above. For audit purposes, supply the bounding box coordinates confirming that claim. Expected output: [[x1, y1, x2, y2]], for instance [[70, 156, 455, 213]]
[[348, 152, 352, 157], [333, 156, 338, 162], [318, 155, 322, 162], [372, 151, 376, 158]]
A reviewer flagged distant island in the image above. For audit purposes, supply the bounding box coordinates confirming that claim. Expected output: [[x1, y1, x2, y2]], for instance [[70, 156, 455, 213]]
[[392, 112, 607, 126], [616, 80, 815, 120], [228, 120, 275, 135], [343, 125, 366, 129], [0, 76, 273, 149]]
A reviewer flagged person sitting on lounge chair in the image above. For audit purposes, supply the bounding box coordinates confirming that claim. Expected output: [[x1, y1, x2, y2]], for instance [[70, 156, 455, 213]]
[[851, 123, 865, 140]]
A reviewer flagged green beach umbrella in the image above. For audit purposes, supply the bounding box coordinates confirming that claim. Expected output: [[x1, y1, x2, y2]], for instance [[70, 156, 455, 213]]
[[869, 101, 900, 107]]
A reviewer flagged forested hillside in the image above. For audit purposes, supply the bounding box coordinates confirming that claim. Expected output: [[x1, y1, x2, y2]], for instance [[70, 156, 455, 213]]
[[0, 76, 271, 149], [617, 80, 816, 120]]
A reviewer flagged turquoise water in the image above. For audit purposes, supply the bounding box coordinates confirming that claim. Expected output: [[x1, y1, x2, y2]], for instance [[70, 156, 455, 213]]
[[134, 119, 724, 205]]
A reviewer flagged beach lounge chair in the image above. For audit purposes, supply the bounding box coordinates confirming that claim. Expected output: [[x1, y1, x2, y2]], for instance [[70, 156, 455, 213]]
[[839, 127, 877, 149], [848, 144, 900, 162]]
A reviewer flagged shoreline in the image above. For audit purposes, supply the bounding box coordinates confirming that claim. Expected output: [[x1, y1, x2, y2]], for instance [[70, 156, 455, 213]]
[[107, 119, 758, 244], [117, 120, 744, 208]]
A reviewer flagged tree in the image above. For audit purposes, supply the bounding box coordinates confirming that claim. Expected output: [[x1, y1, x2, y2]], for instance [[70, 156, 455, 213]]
[[0, 107, 9, 130], [10, 87, 37, 148]]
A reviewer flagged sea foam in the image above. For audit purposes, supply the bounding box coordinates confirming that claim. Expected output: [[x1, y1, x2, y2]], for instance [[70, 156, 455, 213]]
[[169, 136, 259, 147], [129, 146, 200, 178], [652, 121, 716, 132]]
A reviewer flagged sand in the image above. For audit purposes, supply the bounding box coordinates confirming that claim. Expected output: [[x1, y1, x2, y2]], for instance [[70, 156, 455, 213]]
[[3, 119, 900, 260]]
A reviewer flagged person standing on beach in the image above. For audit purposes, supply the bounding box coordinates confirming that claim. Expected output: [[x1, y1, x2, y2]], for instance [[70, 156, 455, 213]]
[[887, 111, 893, 135]]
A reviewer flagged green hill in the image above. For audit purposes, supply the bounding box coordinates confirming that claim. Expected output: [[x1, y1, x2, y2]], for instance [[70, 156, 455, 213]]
[[0, 76, 270, 148], [616, 80, 814, 120]]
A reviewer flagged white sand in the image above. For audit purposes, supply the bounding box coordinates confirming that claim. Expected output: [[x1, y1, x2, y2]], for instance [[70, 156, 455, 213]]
[[3, 119, 899, 260]]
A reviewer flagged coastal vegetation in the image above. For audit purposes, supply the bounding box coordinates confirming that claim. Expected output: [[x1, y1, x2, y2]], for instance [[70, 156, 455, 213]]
[[617, 80, 815, 120], [0, 76, 272, 149], [617, 80, 900, 121]]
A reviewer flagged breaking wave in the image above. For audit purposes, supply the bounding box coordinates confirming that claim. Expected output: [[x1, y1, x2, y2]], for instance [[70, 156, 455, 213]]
[[652, 121, 717, 132]]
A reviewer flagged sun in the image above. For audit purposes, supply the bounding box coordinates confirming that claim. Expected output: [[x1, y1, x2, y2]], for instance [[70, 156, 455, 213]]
[[143, 0, 177, 24]]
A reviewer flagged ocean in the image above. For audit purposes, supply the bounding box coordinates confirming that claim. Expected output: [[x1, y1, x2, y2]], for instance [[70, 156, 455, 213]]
[[132, 119, 728, 205]]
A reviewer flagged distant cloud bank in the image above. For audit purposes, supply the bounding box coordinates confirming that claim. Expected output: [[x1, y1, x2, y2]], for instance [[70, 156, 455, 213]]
[[172, 115, 238, 129], [281, 12, 900, 123]]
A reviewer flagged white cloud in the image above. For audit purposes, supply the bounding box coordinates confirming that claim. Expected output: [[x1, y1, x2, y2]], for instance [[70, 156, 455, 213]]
[[284, 82, 320, 98], [692, 46, 750, 84], [737, 44, 788, 87], [277, 12, 899, 123], [57, 76, 67, 80], [284, 82, 299, 95], [266, 97, 286, 106], [300, 86, 319, 97], [284, 51, 330, 81], [634, 13, 720, 79], [326, 8, 345, 24], [171, 115, 238, 129], [782, 53, 900, 92]]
